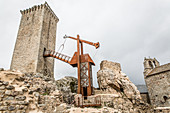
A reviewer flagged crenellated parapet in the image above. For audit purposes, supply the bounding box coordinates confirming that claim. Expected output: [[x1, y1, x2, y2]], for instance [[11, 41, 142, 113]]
[[20, 2, 59, 22]]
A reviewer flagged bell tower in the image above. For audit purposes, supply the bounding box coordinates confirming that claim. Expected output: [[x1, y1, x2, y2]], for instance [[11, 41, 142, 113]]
[[10, 2, 59, 78], [143, 57, 160, 76]]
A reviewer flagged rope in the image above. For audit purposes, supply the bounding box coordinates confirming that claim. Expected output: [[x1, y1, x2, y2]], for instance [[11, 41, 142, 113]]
[[93, 49, 98, 59], [57, 38, 67, 53]]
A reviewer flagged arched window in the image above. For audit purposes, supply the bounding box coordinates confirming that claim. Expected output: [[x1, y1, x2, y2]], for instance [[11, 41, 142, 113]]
[[153, 60, 159, 67], [149, 61, 153, 69]]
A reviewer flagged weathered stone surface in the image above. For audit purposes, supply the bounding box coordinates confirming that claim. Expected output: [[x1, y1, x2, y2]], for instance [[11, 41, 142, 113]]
[[17, 101, 29, 105], [96, 60, 152, 112], [3, 82, 9, 86], [44, 77, 51, 81], [55, 103, 67, 112], [0, 69, 63, 113], [0, 68, 4, 71], [10, 1, 59, 79], [25, 84, 30, 88], [3, 102, 10, 106], [15, 96, 26, 101], [12, 91, 19, 96], [0, 106, 7, 111], [33, 92, 40, 97], [97, 60, 141, 100], [143, 58, 170, 107], [19, 105, 25, 110], [0, 90, 5, 95], [103, 107, 109, 113], [3, 96, 14, 101], [38, 104, 45, 107], [3, 111, 10, 113], [22, 88, 28, 92], [8, 106, 16, 111], [10, 101, 17, 105], [6, 85, 15, 90], [16, 110, 26, 113], [0, 86, 5, 90], [56, 76, 78, 104], [15, 77, 25, 81], [5, 90, 13, 96]]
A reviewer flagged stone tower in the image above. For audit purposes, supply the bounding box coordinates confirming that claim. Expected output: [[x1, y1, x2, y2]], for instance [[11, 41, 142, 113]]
[[10, 2, 59, 78], [143, 57, 160, 76]]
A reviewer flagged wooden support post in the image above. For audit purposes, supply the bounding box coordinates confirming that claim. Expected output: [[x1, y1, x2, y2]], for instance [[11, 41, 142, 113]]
[[80, 42, 83, 55], [88, 63, 92, 96], [77, 35, 81, 94], [80, 42, 84, 96]]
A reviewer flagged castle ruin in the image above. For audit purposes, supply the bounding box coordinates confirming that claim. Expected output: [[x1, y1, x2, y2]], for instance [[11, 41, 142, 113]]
[[10, 2, 59, 78], [6, 1, 170, 112]]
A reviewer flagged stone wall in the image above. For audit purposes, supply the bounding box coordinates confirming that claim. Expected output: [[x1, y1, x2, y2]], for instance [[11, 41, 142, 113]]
[[145, 71, 170, 107], [0, 70, 62, 113], [143, 58, 170, 107], [154, 107, 170, 113], [10, 2, 59, 78], [148, 63, 170, 75], [55, 76, 78, 104], [140, 93, 150, 104]]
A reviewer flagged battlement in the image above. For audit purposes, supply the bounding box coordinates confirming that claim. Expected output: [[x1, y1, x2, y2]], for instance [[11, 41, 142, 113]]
[[20, 2, 59, 22]]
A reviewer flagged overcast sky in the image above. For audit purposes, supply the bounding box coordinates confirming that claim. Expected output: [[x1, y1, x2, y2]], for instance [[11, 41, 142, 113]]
[[0, 0, 170, 87]]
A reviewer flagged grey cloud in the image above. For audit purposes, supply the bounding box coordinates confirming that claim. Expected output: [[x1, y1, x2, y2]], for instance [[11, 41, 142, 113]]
[[1, 0, 170, 87]]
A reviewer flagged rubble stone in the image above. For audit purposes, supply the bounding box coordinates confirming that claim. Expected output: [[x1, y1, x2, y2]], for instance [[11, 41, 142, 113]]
[[8, 106, 15, 111], [6, 85, 15, 90], [97, 60, 141, 100], [3, 96, 14, 101], [56, 76, 78, 104], [0, 90, 5, 95], [3, 82, 9, 86], [5, 90, 13, 96], [0, 70, 62, 113], [0, 68, 4, 71], [96, 60, 152, 112], [0, 106, 7, 111], [15, 96, 26, 101], [0, 86, 5, 90], [56, 103, 67, 112]]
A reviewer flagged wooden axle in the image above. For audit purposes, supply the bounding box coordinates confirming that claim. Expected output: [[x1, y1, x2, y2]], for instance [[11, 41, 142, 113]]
[[64, 35, 100, 49]]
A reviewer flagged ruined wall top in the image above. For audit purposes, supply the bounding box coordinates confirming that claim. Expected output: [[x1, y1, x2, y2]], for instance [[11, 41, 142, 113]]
[[144, 57, 170, 77], [20, 2, 59, 22], [100, 60, 121, 72], [147, 63, 170, 77]]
